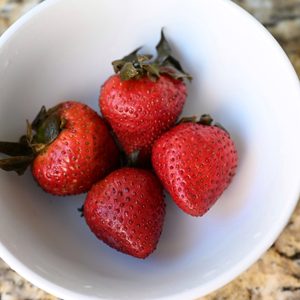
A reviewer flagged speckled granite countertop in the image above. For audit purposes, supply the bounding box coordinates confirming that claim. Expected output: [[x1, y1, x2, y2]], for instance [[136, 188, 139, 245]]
[[1, 0, 300, 299]]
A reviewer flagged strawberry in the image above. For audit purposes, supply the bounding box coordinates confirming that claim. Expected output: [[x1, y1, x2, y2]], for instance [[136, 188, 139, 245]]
[[100, 30, 191, 164], [83, 167, 165, 259], [152, 115, 238, 217], [0, 101, 119, 195]]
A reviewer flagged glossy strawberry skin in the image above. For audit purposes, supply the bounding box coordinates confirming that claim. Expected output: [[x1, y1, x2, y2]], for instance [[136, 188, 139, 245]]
[[152, 123, 238, 217], [99, 74, 187, 163], [84, 168, 166, 259], [32, 101, 119, 196]]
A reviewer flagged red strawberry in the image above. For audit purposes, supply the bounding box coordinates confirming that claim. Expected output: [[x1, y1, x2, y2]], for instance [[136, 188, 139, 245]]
[[152, 115, 238, 217], [83, 167, 165, 259], [0, 101, 119, 195], [100, 30, 191, 164]]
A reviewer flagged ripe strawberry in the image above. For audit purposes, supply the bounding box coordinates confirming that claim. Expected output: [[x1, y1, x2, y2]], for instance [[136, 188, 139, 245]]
[[83, 167, 166, 259], [0, 101, 119, 195], [100, 30, 191, 164], [152, 115, 238, 217]]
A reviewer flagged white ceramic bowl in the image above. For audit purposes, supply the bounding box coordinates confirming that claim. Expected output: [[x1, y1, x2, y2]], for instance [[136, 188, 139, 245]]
[[1, 0, 300, 299]]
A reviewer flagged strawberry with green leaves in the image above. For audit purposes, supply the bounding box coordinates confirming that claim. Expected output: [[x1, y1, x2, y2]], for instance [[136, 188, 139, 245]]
[[152, 115, 238, 217], [83, 167, 166, 259], [0, 101, 119, 195], [100, 30, 191, 165]]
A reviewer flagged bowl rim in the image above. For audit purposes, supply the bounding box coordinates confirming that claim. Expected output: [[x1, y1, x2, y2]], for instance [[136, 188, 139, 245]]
[[0, 0, 300, 299]]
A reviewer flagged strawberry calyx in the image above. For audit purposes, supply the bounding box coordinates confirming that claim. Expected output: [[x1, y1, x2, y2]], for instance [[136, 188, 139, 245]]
[[178, 114, 213, 125], [178, 114, 229, 134], [0, 105, 66, 175], [29, 105, 66, 153], [112, 29, 192, 82], [78, 205, 84, 217]]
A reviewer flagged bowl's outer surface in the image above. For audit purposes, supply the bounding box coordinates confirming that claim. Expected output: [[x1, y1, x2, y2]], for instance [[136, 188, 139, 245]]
[[0, 0, 300, 299]]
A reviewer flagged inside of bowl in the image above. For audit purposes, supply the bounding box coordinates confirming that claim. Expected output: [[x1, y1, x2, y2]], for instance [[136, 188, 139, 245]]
[[0, 0, 300, 299]]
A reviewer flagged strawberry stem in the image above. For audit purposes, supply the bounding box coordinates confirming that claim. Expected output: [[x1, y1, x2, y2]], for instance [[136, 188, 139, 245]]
[[105, 123, 142, 168], [178, 116, 198, 124], [127, 150, 140, 167], [198, 114, 213, 126]]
